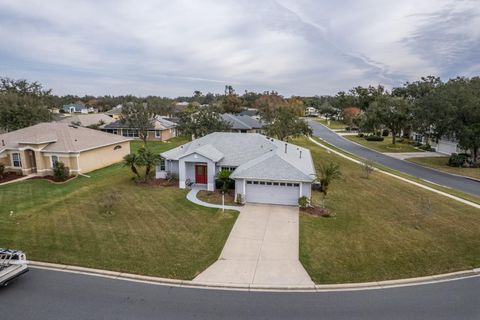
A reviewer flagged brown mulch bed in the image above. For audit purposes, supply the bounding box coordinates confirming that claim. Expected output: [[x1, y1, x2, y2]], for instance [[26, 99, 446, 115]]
[[28, 175, 76, 184], [147, 179, 178, 187], [301, 206, 336, 217], [0, 172, 24, 184]]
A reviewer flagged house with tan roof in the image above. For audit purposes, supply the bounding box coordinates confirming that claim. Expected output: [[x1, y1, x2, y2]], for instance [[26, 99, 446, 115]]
[[0, 122, 131, 177]]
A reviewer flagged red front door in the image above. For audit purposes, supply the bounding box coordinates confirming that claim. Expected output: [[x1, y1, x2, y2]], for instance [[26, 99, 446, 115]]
[[195, 164, 207, 184]]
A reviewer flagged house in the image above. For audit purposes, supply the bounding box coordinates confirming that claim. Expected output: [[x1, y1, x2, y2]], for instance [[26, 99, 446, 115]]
[[239, 109, 261, 121], [410, 132, 463, 155], [58, 114, 115, 128], [156, 132, 316, 205], [221, 113, 263, 133], [0, 123, 131, 176], [62, 103, 96, 114], [101, 116, 178, 141], [305, 106, 319, 117], [105, 105, 123, 120]]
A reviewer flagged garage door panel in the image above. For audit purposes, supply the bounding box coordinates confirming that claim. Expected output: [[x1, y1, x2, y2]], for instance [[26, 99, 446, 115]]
[[246, 184, 299, 205]]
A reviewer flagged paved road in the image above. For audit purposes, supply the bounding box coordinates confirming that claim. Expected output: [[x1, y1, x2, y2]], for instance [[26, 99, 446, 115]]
[[309, 120, 480, 197], [1, 269, 479, 319]]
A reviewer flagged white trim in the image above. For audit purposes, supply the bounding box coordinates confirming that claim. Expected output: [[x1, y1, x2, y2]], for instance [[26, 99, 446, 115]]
[[50, 155, 59, 168], [10, 152, 22, 168], [17, 139, 57, 144]]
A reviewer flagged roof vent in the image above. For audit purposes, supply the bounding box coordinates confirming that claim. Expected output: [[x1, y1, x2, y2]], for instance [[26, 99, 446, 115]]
[[284, 143, 288, 153], [1, 139, 4, 146], [299, 150, 302, 159]]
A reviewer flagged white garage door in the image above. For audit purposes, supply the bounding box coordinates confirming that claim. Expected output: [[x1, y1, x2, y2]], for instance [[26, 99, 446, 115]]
[[245, 181, 300, 205], [437, 140, 458, 155]]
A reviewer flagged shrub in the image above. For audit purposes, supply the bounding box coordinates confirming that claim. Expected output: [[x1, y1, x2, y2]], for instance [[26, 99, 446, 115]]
[[298, 196, 309, 209], [0, 164, 4, 179], [236, 194, 244, 205], [365, 135, 384, 141], [358, 133, 364, 138], [215, 178, 235, 190], [382, 129, 389, 137], [165, 171, 178, 182], [53, 161, 69, 181], [448, 153, 468, 167]]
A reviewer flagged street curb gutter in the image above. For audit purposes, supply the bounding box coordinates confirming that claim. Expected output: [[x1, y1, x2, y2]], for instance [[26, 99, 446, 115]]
[[28, 261, 480, 292]]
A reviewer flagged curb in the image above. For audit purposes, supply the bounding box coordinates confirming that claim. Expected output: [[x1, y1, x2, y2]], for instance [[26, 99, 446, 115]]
[[28, 261, 480, 292]]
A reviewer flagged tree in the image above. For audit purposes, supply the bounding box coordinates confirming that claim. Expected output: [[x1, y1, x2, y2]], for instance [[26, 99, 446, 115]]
[[254, 92, 285, 123], [341, 107, 362, 128], [178, 106, 232, 139], [0, 77, 53, 131], [121, 102, 156, 144], [265, 107, 312, 141], [123, 153, 141, 179], [370, 95, 411, 145], [136, 147, 161, 182], [221, 86, 243, 113], [318, 162, 341, 208], [216, 169, 232, 193]]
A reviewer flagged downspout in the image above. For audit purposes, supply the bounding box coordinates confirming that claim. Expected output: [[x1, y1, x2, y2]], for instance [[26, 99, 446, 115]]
[[76, 154, 90, 178]]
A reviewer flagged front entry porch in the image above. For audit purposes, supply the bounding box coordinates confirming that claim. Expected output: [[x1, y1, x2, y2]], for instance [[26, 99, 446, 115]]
[[178, 158, 216, 191]]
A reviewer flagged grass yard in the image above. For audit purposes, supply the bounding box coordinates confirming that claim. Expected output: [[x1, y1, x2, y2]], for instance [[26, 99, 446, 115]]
[[315, 119, 347, 130], [407, 156, 480, 180], [345, 135, 421, 153], [197, 190, 237, 206], [294, 137, 480, 284], [0, 138, 238, 280], [130, 136, 189, 154]]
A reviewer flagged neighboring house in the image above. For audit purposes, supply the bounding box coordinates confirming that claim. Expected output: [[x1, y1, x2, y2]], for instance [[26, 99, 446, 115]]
[[105, 105, 123, 120], [239, 109, 261, 121], [156, 132, 316, 205], [410, 132, 464, 155], [62, 103, 96, 114], [58, 114, 115, 128], [0, 123, 131, 176], [305, 106, 319, 117], [221, 113, 263, 133], [101, 116, 178, 141]]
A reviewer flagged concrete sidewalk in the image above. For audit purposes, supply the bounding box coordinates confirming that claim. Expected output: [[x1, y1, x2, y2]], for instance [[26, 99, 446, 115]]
[[193, 204, 313, 286], [383, 151, 445, 160]]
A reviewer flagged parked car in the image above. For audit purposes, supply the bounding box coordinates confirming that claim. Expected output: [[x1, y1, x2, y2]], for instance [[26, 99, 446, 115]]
[[0, 248, 29, 287]]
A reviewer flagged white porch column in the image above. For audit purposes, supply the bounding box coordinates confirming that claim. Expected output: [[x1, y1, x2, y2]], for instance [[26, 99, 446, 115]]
[[179, 159, 186, 189], [207, 161, 215, 191], [299, 182, 303, 197]]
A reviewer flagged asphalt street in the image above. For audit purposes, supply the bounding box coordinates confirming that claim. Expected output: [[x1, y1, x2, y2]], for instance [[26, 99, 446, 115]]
[[308, 120, 480, 197], [1, 268, 479, 320]]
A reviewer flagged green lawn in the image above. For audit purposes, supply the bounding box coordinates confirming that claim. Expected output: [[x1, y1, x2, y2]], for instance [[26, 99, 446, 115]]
[[315, 119, 347, 130], [408, 156, 480, 180], [130, 136, 189, 154], [0, 138, 237, 280], [295, 138, 480, 284], [345, 135, 421, 153]]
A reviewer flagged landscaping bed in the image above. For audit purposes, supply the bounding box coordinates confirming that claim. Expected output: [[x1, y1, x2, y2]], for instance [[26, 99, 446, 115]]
[[197, 190, 238, 206], [0, 172, 24, 184], [28, 175, 76, 184], [293, 137, 480, 284], [346, 135, 421, 153]]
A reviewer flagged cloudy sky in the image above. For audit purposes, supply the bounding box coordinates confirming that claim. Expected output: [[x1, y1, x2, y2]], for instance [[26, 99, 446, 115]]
[[0, 0, 479, 97]]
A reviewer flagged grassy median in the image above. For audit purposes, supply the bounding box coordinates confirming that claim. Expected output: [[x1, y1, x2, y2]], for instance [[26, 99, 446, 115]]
[[295, 138, 480, 284], [0, 139, 237, 280], [345, 135, 421, 153]]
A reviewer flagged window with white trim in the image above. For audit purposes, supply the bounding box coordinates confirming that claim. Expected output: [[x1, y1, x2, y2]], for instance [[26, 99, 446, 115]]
[[51, 155, 59, 168], [159, 158, 166, 171], [12, 153, 22, 167], [221, 166, 236, 172], [155, 130, 161, 138]]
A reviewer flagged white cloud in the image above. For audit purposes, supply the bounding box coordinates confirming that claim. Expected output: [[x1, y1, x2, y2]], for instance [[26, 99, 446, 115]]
[[0, 0, 478, 96]]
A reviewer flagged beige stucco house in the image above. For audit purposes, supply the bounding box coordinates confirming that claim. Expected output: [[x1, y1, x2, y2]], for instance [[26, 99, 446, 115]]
[[0, 122, 131, 177]]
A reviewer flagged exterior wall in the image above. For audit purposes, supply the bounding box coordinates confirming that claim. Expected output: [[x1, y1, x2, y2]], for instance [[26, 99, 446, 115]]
[[161, 128, 176, 141], [77, 141, 130, 173], [301, 182, 312, 199]]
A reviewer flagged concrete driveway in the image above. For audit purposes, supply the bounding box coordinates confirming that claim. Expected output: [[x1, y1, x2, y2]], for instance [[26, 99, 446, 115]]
[[193, 204, 313, 286]]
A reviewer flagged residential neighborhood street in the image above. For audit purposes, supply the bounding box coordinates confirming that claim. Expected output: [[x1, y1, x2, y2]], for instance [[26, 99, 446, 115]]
[[1, 269, 479, 320], [308, 120, 480, 196]]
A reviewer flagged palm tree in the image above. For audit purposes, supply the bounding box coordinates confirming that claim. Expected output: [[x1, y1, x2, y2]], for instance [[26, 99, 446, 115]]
[[123, 153, 140, 178], [216, 169, 232, 193], [319, 162, 341, 208], [137, 147, 160, 182]]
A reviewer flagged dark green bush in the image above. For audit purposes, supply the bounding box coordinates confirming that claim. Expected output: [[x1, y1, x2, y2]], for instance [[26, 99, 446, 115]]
[[358, 133, 364, 138], [365, 135, 384, 141], [53, 161, 70, 181], [448, 153, 468, 167], [215, 179, 235, 190], [382, 129, 389, 136]]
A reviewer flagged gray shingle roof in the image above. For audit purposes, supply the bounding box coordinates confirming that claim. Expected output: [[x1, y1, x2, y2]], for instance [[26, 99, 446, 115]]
[[161, 132, 316, 182], [103, 116, 177, 130], [221, 114, 263, 130]]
